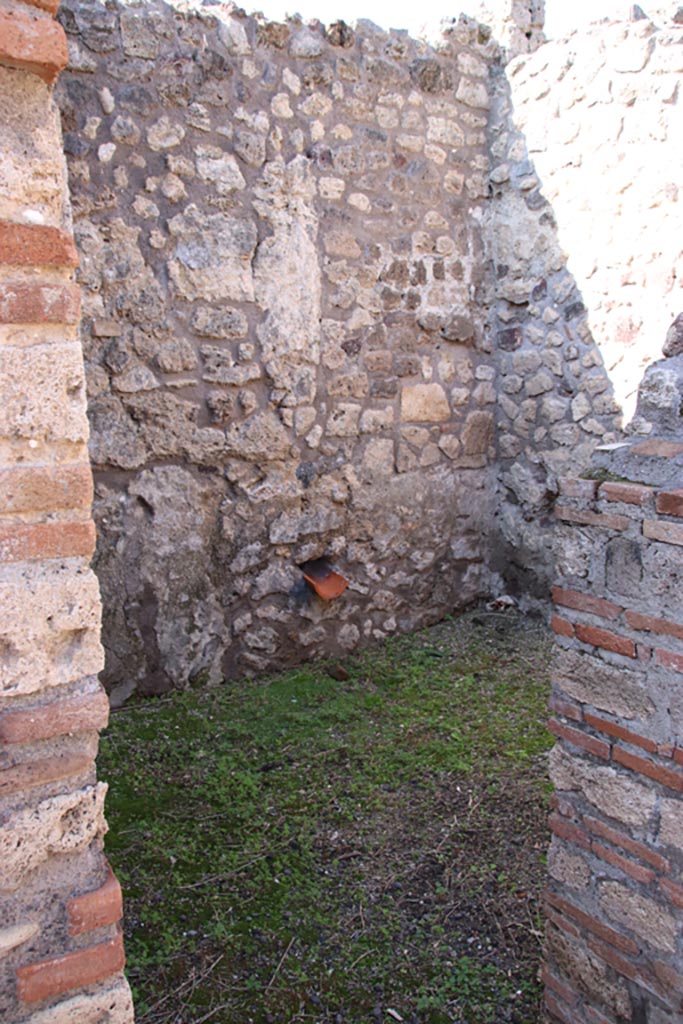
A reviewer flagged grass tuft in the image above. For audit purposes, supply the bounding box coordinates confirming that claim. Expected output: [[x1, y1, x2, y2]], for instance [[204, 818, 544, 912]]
[[99, 608, 553, 1024]]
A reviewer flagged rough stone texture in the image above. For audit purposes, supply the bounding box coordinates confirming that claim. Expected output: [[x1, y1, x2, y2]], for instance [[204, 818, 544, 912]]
[[0, 343, 89, 450], [0, 67, 68, 228], [547, 839, 591, 889], [57, 0, 499, 698], [545, 927, 632, 1020], [3, 2, 683, 1022], [663, 312, 683, 358], [0, 23, 131, 1024], [546, 353, 683, 1023], [483, 11, 683, 604], [484, 42, 627, 602], [0, 564, 103, 696], [549, 746, 657, 828], [56, 0, 683, 690], [0, 922, 41, 958], [552, 648, 654, 721], [599, 881, 678, 953], [506, 18, 683, 422], [17, 978, 134, 1024], [0, 784, 108, 892], [659, 796, 683, 850], [469, 0, 546, 58]]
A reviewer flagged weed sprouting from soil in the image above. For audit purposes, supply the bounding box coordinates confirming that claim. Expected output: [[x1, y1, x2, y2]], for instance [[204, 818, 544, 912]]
[[99, 608, 553, 1024]]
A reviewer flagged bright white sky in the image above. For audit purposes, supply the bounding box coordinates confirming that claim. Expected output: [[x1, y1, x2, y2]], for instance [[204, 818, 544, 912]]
[[246, 0, 632, 40]]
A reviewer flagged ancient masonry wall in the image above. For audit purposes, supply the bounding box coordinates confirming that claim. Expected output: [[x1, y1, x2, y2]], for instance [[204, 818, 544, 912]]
[[0, 2, 132, 1022], [56, 0, 507, 701], [506, 16, 683, 420], [485, 12, 682, 602], [1, 0, 682, 1021], [546, 350, 683, 1023], [55, 0, 630, 701], [468, 0, 546, 58]]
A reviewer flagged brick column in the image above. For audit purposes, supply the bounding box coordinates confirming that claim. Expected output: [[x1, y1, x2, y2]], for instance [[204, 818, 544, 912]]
[[545, 420, 683, 1020], [0, 2, 132, 1022]]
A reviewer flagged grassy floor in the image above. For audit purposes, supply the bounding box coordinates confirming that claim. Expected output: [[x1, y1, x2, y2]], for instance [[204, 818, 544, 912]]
[[99, 608, 553, 1024]]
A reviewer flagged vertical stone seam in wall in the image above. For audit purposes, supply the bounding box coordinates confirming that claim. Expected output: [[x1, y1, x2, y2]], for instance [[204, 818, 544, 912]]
[[0, 4, 132, 1023]]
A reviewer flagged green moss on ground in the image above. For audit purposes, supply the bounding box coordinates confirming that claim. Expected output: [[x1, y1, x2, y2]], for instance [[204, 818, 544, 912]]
[[99, 608, 553, 1024]]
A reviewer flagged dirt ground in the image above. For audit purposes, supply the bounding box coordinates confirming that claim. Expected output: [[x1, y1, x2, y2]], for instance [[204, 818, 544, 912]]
[[100, 608, 553, 1024]]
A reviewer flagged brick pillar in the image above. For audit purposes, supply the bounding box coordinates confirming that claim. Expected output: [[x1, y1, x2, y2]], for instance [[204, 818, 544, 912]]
[[0, 2, 133, 1022], [545, 351, 683, 1021]]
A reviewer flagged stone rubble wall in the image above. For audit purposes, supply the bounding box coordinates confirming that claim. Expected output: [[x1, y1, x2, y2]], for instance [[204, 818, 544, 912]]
[[1, 0, 683, 1020], [0, 1, 132, 1022], [506, 13, 683, 420], [484, 8, 682, 604], [545, 351, 683, 1022], [468, 0, 546, 58], [56, 0, 679, 694], [56, 0, 505, 701]]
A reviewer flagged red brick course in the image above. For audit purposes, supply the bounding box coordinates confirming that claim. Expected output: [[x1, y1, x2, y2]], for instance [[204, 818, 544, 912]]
[[20, 0, 61, 15], [633, 439, 683, 458], [583, 1006, 612, 1024], [585, 935, 668, 1005], [613, 746, 683, 792], [0, 751, 92, 797], [545, 905, 581, 939], [544, 990, 575, 1024], [0, 222, 78, 268], [585, 935, 640, 984], [656, 490, 683, 517], [542, 965, 577, 1007], [16, 931, 125, 1003], [591, 841, 656, 884], [67, 865, 123, 936], [599, 481, 653, 506], [552, 587, 622, 621], [625, 610, 683, 641], [583, 713, 657, 754], [0, 690, 110, 744], [0, 521, 96, 563], [654, 648, 683, 673], [659, 877, 683, 910], [643, 519, 683, 546], [545, 892, 640, 955], [573, 623, 636, 658], [0, 464, 93, 515], [0, 8, 68, 85], [582, 815, 670, 872], [554, 506, 630, 531], [549, 718, 610, 759], [557, 477, 598, 499], [0, 282, 81, 324], [549, 812, 591, 850], [548, 693, 583, 722], [551, 615, 574, 638], [652, 960, 683, 1001]]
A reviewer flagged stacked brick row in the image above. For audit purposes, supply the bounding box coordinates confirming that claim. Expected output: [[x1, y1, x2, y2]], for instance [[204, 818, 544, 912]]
[[546, 440, 683, 1022], [0, 2, 132, 1021]]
